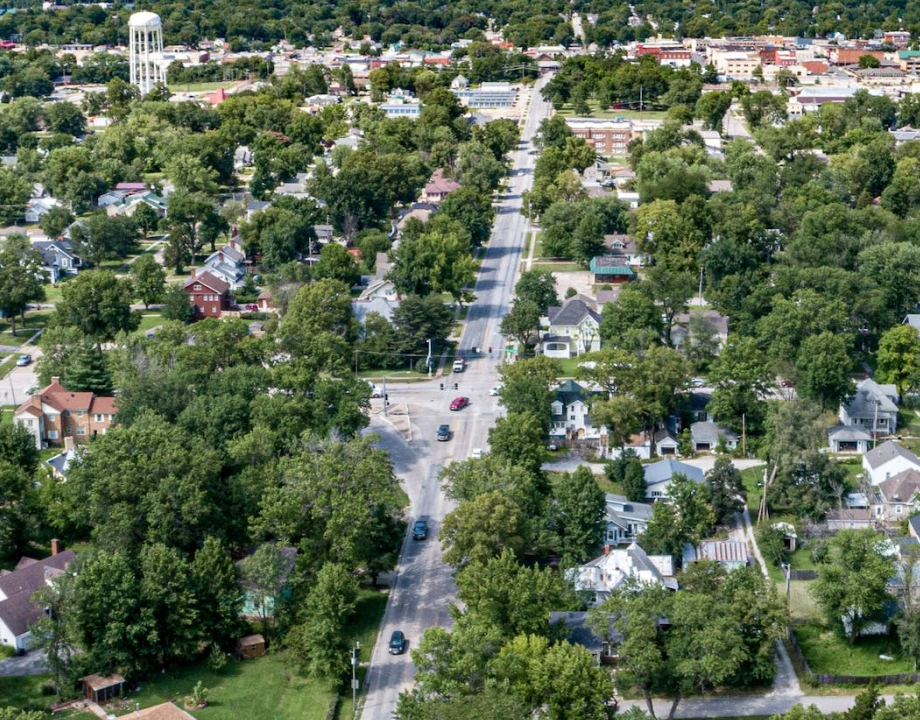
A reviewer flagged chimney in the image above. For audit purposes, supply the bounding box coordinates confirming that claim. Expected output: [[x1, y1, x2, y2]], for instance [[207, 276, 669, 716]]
[[51, 538, 60, 556], [603, 544, 611, 555], [190, 268, 196, 279], [218, 251, 224, 263], [51, 376, 60, 385]]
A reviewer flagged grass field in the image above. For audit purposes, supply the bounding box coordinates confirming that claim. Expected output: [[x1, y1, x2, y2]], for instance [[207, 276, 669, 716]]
[[168, 81, 236, 93], [557, 99, 669, 120], [531, 262, 583, 273], [0, 310, 54, 346], [555, 356, 586, 378], [338, 588, 389, 719], [793, 623, 912, 676]]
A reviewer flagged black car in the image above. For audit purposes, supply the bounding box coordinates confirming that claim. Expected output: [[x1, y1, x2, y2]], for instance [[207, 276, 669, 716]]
[[412, 520, 428, 540], [389, 630, 406, 655], [437, 424, 450, 441]]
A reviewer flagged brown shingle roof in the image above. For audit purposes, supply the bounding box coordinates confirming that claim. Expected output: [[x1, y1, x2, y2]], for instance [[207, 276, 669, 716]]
[[877, 468, 920, 503], [0, 550, 75, 637], [89, 396, 117, 415], [14, 378, 117, 417], [183, 271, 230, 294], [81, 673, 126, 692]]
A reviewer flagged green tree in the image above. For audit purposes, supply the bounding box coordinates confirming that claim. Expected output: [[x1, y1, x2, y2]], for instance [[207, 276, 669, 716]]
[[69, 213, 138, 266], [289, 562, 359, 681], [514, 269, 558, 315], [0, 234, 45, 335], [278, 278, 355, 373], [62, 338, 112, 395], [497, 356, 560, 432], [161, 283, 194, 323], [43, 101, 86, 136], [132, 202, 160, 239], [878, 324, 920, 398], [440, 454, 548, 517], [191, 536, 242, 647], [591, 396, 644, 454], [140, 543, 200, 666], [706, 457, 745, 525], [598, 283, 662, 352], [794, 331, 854, 410], [708, 336, 774, 432], [311, 241, 360, 286], [131, 253, 167, 309], [441, 490, 528, 567], [695, 90, 733, 132], [500, 298, 542, 350], [622, 460, 647, 504], [389, 220, 476, 303], [238, 543, 288, 636], [39, 205, 74, 239], [488, 412, 546, 476], [810, 529, 896, 644], [57, 269, 139, 341], [550, 466, 605, 564]]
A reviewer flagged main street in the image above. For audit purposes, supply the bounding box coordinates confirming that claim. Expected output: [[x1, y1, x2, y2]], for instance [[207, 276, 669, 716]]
[[358, 77, 554, 720]]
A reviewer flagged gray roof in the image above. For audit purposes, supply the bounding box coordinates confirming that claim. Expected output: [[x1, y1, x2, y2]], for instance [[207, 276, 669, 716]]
[[46, 449, 77, 478], [910, 515, 920, 538], [844, 378, 899, 418], [864, 441, 920, 471], [827, 425, 873, 442], [547, 297, 600, 327], [690, 421, 738, 445], [876, 468, 920, 503], [352, 297, 398, 323], [0, 550, 76, 637], [905, 314, 920, 331], [644, 458, 705, 486], [606, 493, 654, 523]]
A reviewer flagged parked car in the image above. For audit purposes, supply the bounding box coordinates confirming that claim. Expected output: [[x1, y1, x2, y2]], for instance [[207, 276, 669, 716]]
[[437, 424, 450, 441], [412, 520, 428, 540], [450, 396, 469, 411], [367, 382, 383, 398], [16, 354, 31, 367], [691, 377, 706, 388], [471, 448, 483, 459], [389, 630, 406, 655], [489, 385, 501, 396]]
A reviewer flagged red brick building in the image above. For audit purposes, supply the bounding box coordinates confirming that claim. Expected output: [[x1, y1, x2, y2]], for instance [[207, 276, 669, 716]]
[[183, 269, 232, 319], [14, 378, 117, 449]]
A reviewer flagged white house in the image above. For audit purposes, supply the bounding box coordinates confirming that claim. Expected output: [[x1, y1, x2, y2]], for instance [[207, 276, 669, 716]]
[[0, 546, 75, 651], [840, 378, 899, 438], [863, 440, 920, 485], [827, 425, 873, 454], [873, 468, 920, 523], [203, 238, 247, 290], [604, 493, 654, 546], [542, 296, 601, 358], [690, 421, 738, 452], [549, 379, 606, 445], [643, 458, 705, 500], [569, 542, 677, 607], [32, 239, 81, 282], [25, 197, 62, 224]]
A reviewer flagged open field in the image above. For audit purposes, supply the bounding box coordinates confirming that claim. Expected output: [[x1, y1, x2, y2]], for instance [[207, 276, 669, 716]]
[[556, 99, 670, 120], [167, 81, 236, 93]]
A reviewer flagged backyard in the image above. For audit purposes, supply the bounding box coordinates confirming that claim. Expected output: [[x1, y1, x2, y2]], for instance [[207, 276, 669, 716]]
[[793, 622, 913, 676]]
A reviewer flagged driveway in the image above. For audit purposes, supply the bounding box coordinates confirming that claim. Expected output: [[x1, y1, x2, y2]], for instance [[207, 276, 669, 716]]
[[0, 650, 48, 676]]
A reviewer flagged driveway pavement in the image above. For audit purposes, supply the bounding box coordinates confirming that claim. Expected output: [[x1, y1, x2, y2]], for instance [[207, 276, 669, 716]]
[[0, 650, 48, 676]]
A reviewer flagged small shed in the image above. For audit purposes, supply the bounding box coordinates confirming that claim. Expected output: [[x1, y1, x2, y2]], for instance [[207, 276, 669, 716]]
[[237, 633, 266, 659], [81, 673, 125, 703]]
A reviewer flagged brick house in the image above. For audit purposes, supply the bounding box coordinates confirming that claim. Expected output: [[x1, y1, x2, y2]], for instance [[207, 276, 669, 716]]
[[14, 377, 116, 449], [183, 270, 232, 319]]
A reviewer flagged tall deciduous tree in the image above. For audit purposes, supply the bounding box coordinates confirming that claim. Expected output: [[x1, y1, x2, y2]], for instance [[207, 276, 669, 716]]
[[441, 490, 527, 567], [500, 298, 542, 350], [514, 269, 558, 316], [131, 253, 166, 309], [57, 269, 138, 341], [550, 466, 605, 564], [878, 324, 920, 398], [0, 234, 45, 335], [706, 457, 745, 525]]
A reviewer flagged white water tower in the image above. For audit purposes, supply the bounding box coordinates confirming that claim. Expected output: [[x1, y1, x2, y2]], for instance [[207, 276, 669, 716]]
[[128, 11, 165, 95]]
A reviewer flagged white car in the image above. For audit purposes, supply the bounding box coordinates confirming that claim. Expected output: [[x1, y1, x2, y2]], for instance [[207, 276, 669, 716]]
[[691, 378, 706, 388], [471, 448, 483, 459], [489, 385, 501, 396], [367, 382, 383, 398]]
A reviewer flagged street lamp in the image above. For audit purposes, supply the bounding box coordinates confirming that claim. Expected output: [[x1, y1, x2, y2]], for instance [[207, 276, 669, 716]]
[[351, 642, 360, 718]]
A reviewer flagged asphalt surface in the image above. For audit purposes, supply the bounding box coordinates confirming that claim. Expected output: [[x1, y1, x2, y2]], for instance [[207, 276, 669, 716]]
[[358, 79, 554, 720]]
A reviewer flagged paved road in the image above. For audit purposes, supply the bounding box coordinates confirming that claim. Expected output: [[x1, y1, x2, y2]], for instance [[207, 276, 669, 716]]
[[618, 693, 900, 718], [358, 79, 554, 720]]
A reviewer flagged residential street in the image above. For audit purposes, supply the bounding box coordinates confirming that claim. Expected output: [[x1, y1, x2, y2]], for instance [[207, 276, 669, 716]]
[[358, 77, 554, 720], [617, 693, 900, 718]]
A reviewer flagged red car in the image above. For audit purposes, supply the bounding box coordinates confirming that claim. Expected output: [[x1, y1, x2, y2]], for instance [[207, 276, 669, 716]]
[[450, 396, 469, 411]]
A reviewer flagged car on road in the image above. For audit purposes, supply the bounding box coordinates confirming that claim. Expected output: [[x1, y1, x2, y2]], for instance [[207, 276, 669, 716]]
[[452, 358, 465, 373], [367, 382, 383, 398], [450, 396, 469, 411], [437, 424, 450, 441], [412, 520, 428, 540], [489, 385, 501, 396], [389, 630, 406, 655], [471, 448, 483, 459], [16, 354, 31, 367]]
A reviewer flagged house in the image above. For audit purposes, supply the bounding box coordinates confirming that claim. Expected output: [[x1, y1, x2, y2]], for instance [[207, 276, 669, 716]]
[[256, 289, 278, 313], [450, 74, 469, 90], [14, 377, 117, 450], [602, 233, 643, 266], [203, 238, 248, 290], [643, 458, 705, 500], [115, 182, 147, 193], [25, 197, 62, 224], [827, 425, 873, 454], [825, 509, 874, 531], [237, 545, 297, 617], [46, 445, 78, 480], [682, 539, 750, 571], [542, 296, 601, 358], [690, 421, 738, 452], [105, 191, 168, 219], [96, 189, 128, 208], [872, 468, 920, 522], [32, 239, 81, 281], [863, 441, 920, 485], [569, 542, 677, 607], [671, 310, 729, 353], [183, 270, 233, 320], [0, 544, 75, 651], [589, 256, 635, 285], [421, 168, 461, 204], [549, 379, 606, 445], [840, 378, 899, 439], [352, 296, 399, 324], [548, 611, 618, 665], [604, 493, 653, 546]]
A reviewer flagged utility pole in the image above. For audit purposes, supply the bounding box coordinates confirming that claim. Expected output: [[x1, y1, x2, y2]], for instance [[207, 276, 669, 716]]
[[698, 267, 704, 305], [426, 338, 432, 378], [382, 376, 388, 417], [873, 398, 879, 449], [742, 413, 746, 456], [639, 86, 643, 112], [351, 643, 360, 717]]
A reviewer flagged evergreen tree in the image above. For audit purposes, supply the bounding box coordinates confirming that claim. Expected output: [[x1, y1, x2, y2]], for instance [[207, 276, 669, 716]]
[[62, 339, 112, 395]]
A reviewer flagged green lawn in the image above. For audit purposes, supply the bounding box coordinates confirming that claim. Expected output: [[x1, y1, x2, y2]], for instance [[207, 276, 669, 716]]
[[793, 623, 912, 676], [338, 588, 389, 719], [168, 81, 235, 93], [555, 356, 586, 378], [556, 99, 669, 120], [531, 262, 583, 273], [532, 232, 544, 260], [786, 580, 822, 623], [740, 467, 766, 514], [135, 313, 164, 334], [0, 310, 54, 346]]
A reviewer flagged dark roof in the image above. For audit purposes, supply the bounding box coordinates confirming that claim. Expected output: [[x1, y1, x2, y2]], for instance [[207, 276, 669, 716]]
[[0, 550, 75, 637], [183, 270, 230, 294], [547, 297, 600, 327], [548, 611, 619, 653], [865, 441, 920, 471]]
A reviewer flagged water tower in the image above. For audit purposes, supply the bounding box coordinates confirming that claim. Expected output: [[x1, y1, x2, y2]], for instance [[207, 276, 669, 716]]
[[128, 11, 165, 95]]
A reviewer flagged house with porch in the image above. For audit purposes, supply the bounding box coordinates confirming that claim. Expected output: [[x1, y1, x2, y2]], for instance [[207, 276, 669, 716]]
[[589, 256, 635, 285], [542, 296, 601, 358], [840, 378, 899, 440], [872, 468, 920, 523], [14, 377, 116, 449], [603, 233, 643, 266], [203, 238, 248, 290], [863, 440, 920, 485], [604, 493, 654, 546], [549, 379, 606, 446], [32, 239, 81, 281], [183, 270, 233, 320]]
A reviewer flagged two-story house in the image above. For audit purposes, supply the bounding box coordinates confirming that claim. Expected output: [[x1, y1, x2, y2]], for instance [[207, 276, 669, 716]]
[[421, 168, 461, 204], [863, 440, 920, 485], [203, 239, 248, 290], [840, 378, 899, 439], [14, 377, 116, 449], [32, 239, 81, 282], [604, 493, 654, 546], [549, 379, 606, 446], [183, 270, 233, 320], [873, 468, 920, 523], [569, 542, 677, 607], [542, 296, 601, 358]]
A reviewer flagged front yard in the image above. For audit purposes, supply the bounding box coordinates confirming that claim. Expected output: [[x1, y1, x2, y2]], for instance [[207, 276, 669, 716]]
[[793, 622, 913, 677]]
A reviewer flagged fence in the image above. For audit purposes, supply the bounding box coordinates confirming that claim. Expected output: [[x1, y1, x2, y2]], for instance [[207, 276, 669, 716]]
[[786, 627, 920, 686], [789, 570, 818, 581]]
